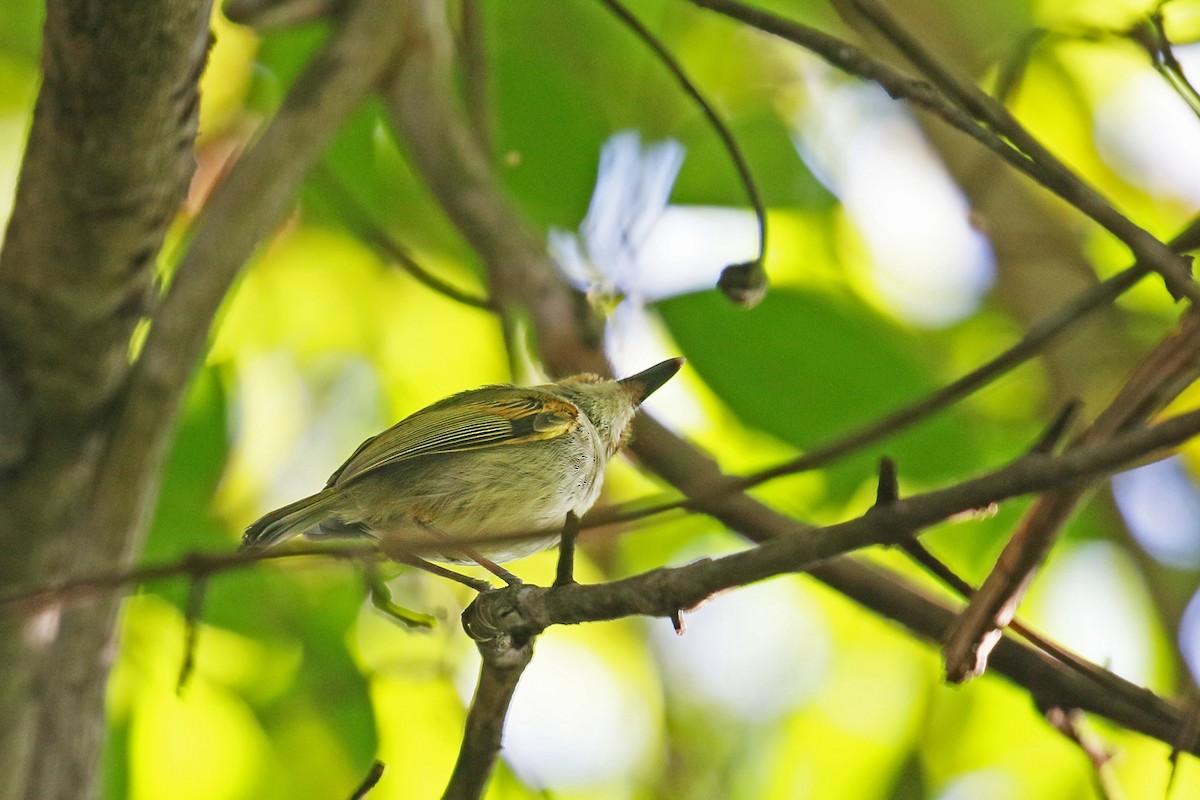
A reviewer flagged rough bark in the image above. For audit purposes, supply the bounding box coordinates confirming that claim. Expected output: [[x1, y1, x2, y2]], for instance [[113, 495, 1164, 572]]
[[0, 3, 213, 799], [0, 0, 409, 797]]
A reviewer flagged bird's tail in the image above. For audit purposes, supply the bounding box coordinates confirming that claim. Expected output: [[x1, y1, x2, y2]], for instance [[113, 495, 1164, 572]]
[[242, 489, 338, 550]]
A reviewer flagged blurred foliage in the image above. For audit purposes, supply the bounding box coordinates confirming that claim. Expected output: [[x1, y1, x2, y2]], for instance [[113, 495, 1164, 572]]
[[6, 0, 1200, 797]]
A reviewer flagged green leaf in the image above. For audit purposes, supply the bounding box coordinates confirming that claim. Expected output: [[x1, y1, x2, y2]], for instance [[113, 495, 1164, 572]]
[[142, 368, 230, 566], [659, 288, 979, 499]]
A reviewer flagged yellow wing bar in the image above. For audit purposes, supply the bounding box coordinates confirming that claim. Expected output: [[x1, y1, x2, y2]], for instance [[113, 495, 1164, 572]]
[[326, 389, 580, 487]]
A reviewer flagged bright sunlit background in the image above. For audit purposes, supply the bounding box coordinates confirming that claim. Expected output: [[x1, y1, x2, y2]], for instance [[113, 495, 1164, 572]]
[[4, 0, 1200, 797]]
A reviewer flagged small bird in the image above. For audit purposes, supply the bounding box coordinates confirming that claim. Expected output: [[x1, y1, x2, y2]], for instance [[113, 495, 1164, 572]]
[[242, 358, 683, 575]]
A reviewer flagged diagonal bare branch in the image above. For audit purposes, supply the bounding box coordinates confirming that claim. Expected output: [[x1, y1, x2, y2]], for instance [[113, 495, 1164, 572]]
[[691, 0, 1199, 304], [844, 0, 1198, 303], [944, 310, 1200, 681]]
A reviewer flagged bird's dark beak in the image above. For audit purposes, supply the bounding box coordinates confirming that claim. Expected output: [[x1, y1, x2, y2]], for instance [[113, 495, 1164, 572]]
[[620, 357, 684, 404]]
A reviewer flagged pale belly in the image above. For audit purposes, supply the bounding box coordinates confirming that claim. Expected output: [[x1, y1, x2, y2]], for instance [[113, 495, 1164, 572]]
[[335, 431, 606, 563]]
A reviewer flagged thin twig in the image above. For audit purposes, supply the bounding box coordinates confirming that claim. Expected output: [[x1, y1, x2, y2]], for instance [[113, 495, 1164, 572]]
[[685, 0, 1042, 214], [874, 457, 899, 506], [991, 27, 1046, 105], [843, 0, 1199, 304], [1135, 10, 1200, 122], [0, 543, 377, 615], [596, 0, 767, 266], [176, 572, 209, 694], [1043, 708, 1118, 800], [898, 537, 1141, 699], [1168, 690, 1200, 797], [312, 165, 494, 309], [347, 760, 386, 800], [1030, 400, 1083, 455], [689, 0, 1199, 304]]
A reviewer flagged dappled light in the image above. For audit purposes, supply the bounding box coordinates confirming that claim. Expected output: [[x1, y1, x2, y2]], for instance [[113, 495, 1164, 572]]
[[794, 73, 996, 326], [5, 0, 1200, 798], [1113, 455, 1200, 568]]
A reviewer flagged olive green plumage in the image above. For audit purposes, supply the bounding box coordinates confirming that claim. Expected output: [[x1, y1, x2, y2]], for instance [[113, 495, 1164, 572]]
[[242, 358, 682, 562]]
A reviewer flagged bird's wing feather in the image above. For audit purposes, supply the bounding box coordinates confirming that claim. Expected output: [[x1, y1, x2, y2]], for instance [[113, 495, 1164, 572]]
[[326, 389, 580, 487]]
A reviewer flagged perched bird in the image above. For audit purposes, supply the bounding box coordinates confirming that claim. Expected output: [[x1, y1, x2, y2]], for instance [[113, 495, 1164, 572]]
[[242, 358, 683, 572]]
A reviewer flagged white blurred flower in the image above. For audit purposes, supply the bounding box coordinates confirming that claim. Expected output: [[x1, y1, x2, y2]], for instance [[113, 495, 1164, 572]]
[[793, 65, 995, 326], [550, 131, 686, 300], [1094, 44, 1200, 207], [1112, 456, 1200, 568], [549, 131, 757, 376], [649, 576, 832, 722], [455, 635, 658, 793]]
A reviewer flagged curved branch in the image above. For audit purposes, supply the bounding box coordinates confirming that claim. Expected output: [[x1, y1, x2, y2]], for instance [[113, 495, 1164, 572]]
[[597, 0, 768, 305], [690, 0, 1199, 304], [443, 621, 532, 800], [312, 165, 494, 309], [380, 0, 609, 377]]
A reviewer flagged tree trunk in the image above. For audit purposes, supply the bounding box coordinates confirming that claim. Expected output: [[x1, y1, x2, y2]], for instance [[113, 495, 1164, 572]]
[[0, 3, 213, 798]]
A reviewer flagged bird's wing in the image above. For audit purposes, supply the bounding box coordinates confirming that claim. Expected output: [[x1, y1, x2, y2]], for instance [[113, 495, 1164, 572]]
[[326, 388, 581, 487]]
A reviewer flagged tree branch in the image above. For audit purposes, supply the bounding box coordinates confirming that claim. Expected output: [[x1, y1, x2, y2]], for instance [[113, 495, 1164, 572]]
[[944, 309, 1200, 680], [690, 0, 1198, 304], [347, 760, 385, 800], [6, 405, 1200, 770], [458, 0, 491, 155], [0, 0, 213, 422], [0, 543, 375, 615], [0, 4, 413, 796], [311, 165, 494, 310], [0, 2, 215, 796], [444, 612, 533, 800], [373, 3, 1200, 796], [845, 0, 1197, 303]]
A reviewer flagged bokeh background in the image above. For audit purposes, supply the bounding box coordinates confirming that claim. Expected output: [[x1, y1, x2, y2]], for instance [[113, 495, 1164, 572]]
[[5, 0, 1200, 797]]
